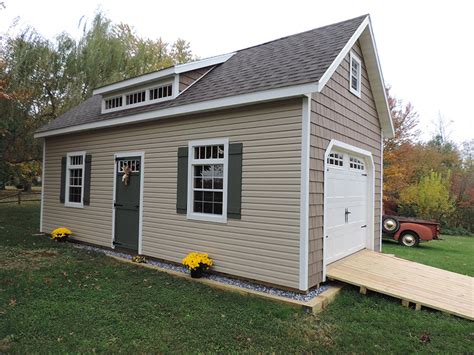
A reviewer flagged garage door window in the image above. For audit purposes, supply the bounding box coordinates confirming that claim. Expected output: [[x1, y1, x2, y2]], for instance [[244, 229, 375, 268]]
[[327, 152, 344, 167], [349, 156, 365, 171]]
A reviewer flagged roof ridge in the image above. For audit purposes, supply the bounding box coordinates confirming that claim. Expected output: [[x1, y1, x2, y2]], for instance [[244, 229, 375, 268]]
[[235, 14, 369, 53]]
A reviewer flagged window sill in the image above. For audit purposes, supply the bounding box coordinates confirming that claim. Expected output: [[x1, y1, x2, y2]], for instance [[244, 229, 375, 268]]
[[186, 212, 227, 224], [64, 202, 84, 209], [349, 87, 361, 98]]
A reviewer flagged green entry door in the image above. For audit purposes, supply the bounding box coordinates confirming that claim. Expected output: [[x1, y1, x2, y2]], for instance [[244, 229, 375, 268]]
[[114, 156, 141, 251]]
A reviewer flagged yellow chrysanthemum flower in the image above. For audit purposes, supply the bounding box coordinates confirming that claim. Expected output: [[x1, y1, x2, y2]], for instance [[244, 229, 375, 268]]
[[182, 252, 213, 271], [51, 227, 72, 239]]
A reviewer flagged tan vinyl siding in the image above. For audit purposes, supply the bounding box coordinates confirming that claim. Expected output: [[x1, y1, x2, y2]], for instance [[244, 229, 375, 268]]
[[43, 99, 302, 289], [179, 67, 213, 92], [308, 41, 383, 287]]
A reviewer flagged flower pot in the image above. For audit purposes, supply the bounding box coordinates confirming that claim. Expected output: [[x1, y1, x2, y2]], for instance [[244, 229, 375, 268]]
[[190, 267, 204, 279]]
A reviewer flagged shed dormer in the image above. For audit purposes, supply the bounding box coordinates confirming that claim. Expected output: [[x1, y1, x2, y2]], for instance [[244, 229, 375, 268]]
[[93, 52, 235, 114]]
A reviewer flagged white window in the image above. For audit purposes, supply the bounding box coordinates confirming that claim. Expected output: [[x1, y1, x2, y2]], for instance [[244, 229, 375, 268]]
[[65, 151, 86, 208], [187, 139, 228, 223], [349, 51, 362, 97], [350, 156, 365, 171], [327, 152, 344, 167]]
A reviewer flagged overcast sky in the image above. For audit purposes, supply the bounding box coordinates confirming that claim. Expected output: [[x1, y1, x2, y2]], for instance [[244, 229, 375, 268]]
[[1, 0, 472, 144]]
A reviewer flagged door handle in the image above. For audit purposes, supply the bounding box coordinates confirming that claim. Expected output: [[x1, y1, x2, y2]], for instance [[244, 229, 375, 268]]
[[345, 208, 351, 223]]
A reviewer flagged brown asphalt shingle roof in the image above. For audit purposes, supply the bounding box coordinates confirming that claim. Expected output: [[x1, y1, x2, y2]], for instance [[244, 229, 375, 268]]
[[37, 15, 366, 133]]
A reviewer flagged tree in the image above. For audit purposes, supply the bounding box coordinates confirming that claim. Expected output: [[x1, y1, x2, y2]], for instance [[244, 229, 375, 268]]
[[399, 172, 454, 223], [0, 11, 196, 190], [383, 89, 420, 212]]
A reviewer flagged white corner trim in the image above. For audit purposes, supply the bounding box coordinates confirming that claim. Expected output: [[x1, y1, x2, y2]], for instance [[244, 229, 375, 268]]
[[177, 65, 216, 97], [93, 53, 236, 96], [40, 139, 45, 232], [299, 94, 311, 291], [35, 82, 319, 139], [322, 139, 375, 281], [186, 138, 229, 224], [379, 132, 384, 251], [111, 151, 145, 254]]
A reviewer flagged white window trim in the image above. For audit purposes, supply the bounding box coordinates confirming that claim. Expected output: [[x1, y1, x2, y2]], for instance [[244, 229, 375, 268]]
[[186, 138, 229, 223], [101, 80, 175, 114], [349, 51, 362, 98], [65, 151, 86, 208]]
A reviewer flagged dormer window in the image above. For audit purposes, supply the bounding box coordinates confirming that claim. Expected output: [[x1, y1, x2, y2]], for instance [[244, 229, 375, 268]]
[[105, 96, 123, 110], [349, 51, 362, 97], [150, 84, 173, 100], [103, 82, 175, 112], [126, 91, 146, 105]]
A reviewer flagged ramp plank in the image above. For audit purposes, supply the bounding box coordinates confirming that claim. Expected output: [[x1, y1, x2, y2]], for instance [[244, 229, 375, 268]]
[[327, 250, 474, 320]]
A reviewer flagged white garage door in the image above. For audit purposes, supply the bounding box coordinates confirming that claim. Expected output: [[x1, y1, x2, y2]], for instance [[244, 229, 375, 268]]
[[326, 151, 368, 264]]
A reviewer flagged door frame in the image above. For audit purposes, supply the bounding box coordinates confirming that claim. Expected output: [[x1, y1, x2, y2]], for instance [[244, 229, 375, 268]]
[[111, 151, 145, 254], [322, 140, 375, 281]]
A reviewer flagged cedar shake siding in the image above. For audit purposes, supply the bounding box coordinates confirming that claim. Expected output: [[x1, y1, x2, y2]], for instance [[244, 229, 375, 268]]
[[42, 99, 303, 289], [178, 67, 213, 92], [308, 41, 383, 287]]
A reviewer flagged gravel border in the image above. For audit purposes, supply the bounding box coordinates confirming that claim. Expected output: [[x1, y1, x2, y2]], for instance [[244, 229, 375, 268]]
[[72, 243, 328, 302]]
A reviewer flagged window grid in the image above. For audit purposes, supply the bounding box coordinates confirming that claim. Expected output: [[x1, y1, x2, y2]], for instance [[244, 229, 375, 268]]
[[350, 156, 365, 171], [349, 52, 362, 96], [150, 84, 173, 100], [126, 91, 146, 105], [117, 160, 140, 173], [105, 96, 123, 110], [327, 152, 344, 167]]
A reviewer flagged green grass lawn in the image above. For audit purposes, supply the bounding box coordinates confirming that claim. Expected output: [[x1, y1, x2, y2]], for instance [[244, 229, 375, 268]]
[[382, 235, 474, 276], [1, 202, 473, 353]]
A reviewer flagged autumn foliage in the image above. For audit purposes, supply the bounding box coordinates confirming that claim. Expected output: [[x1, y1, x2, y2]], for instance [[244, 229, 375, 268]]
[[384, 89, 473, 233]]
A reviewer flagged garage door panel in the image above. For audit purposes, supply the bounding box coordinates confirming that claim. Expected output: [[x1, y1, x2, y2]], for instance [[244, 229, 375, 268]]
[[326, 150, 369, 265]]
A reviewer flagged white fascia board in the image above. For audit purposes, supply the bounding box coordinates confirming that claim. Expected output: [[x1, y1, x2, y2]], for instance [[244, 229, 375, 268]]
[[318, 16, 370, 89], [93, 53, 236, 96], [93, 68, 175, 95], [175, 52, 235, 74], [35, 82, 319, 138], [317, 15, 394, 138]]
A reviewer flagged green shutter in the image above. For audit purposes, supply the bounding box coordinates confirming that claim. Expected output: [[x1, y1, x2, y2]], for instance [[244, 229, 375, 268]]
[[83, 154, 92, 206], [227, 143, 243, 219], [60, 156, 66, 203], [176, 147, 188, 214]]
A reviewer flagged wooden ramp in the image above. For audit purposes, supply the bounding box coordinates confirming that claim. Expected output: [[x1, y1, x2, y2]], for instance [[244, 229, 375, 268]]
[[327, 250, 474, 321]]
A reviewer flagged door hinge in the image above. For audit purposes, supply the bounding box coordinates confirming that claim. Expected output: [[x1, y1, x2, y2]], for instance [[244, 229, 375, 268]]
[[362, 173, 368, 176], [114, 203, 123, 207], [361, 225, 367, 228]]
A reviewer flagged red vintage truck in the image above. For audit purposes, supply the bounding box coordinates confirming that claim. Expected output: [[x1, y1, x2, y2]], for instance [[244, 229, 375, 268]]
[[382, 215, 440, 247]]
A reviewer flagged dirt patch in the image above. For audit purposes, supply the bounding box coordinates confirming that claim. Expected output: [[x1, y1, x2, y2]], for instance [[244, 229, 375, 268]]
[[0, 247, 60, 271]]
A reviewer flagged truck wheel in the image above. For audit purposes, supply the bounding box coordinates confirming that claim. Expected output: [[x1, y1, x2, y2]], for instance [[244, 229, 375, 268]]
[[382, 216, 400, 234], [399, 232, 420, 247]]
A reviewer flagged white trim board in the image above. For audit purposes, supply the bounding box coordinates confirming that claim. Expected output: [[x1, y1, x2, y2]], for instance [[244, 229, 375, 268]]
[[35, 82, 319, 138], [40, 139, 45, 232], [111, 151, 145, 255], [299, 95, 311, 291], [322, 140, 375, 281]]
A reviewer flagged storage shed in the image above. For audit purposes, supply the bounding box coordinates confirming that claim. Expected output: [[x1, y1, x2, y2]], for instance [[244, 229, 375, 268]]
[[35, 14, 394, 291]]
